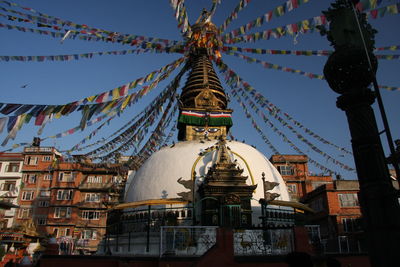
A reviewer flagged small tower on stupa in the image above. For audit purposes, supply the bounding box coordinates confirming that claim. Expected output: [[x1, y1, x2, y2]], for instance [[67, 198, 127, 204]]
[[177, 8, 233, 141], [198, 137, 257, 227]]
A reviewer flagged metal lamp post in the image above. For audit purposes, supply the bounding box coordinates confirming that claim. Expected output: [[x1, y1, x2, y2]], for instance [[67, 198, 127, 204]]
[[321, 1, 400, 266]]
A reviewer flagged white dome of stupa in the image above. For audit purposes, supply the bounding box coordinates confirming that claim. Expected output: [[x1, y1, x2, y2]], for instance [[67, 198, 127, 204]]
[[125, 140, 290, 206]]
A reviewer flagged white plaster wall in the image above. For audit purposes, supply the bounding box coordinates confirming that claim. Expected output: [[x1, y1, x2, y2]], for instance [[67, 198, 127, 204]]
[[125, 140, 289, 204]]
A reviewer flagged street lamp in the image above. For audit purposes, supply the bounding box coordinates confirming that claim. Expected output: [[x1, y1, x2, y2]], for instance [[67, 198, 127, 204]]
[[321, 1, 400, 266]]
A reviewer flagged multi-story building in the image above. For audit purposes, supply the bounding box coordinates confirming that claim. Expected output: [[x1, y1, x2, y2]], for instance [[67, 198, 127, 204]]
[[14, 145, 126, 254], [269, 155, 333, 201], [301, 180, 364, 253], [0, 153, 23, 228]]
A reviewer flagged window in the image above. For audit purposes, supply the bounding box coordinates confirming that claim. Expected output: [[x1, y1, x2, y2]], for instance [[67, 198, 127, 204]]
[[53, 228, 59, 237], [287, 184, 297, 193], [82, 229, 97, 240], [21, 191, 34, 200], [65, 228, 71, 237], [23, 174, 37, 184], [37, 218, 47, 225], [43, 174, 52, 180], [54, 207, 72, 218], [57, 190, 73, 200], [85, 193, 100, 202], [39, 190, 51, 197], [25, 156, 38, 165], [339, 193, 359, 207], [82, 211, 100, 220], [6, 163, 19, 172], [18, 208, 32, 219], [38, 201, 49, 207], [58, 172, 76, 182], [2, 181, 16, 191], [87, 176, 102, 183], [42, 156, 52, 162], [277, 165, 294, 176], [342, 218, 362, 232]]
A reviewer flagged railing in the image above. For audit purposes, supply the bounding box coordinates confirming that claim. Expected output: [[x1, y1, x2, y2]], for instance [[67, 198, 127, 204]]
[[319, 237, 367, 254], [233, 228, 294, 256], [98, 226, 217, 257], [24, 147, 53, 153], [160, 226, 217, 256]]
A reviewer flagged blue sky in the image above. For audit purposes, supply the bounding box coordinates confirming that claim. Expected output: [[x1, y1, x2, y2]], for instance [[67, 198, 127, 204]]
[[1, 0, 399, 179]]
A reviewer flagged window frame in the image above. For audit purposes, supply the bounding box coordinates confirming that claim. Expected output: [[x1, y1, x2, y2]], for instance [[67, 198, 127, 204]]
[[338, 193, 359, 207], [277, 165, 294, 176], [37, 217, 47, 225], [287, 184, 297, 193], [85, 193, 100, 203], [56, 190, 73, 200], [38, 201, 49, 207], [81, 210, 100, 220], [18, 208, 32, 219], [2, 181, 16, 191], [87, 176, 102, 184], [54, 207, 72, 218], [43, 174, 52, 181], [21, 191, 34, 201], [58, 172, 76, 182], [5, 163, 20, 172], [82, 229, 97, 240], [42, 156, 52, 162], [24, 156, 38, 165], [39, 190, 51, 197]]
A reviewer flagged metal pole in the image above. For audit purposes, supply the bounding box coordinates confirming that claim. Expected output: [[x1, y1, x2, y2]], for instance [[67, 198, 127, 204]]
[[146, 205, 151, 253], [128, 231, 131, 252]]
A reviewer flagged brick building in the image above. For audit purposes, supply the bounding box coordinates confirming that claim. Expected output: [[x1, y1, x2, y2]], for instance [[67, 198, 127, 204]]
[[0, 153, 23, 228], [269, 155, 333, 201], [14, 146, 126, 254], [301, 180, 365, 253]]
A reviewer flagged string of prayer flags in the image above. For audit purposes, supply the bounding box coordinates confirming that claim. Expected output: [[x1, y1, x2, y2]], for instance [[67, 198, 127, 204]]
[[169, 0, 191, 35], [379, 85, 400, 91], [231, 90, 280, 155], [223, 51, 400, 91], [222, 3, 399, 44], [84, 64, 188, 158], [223, 46, 400, 60], [375, 54, 400, 60], [0, 46, 184, 62], [97, 97, 176, 162], [224, 50, 325, 79], [237, 87, 354, 171], [219, 0, 251, 33], [0, 20, 181, 49], [375, 45, 400, 51], [354, 0, 384, 11], [0, 1, 180, 46], [223, 13, 326, 44], [230, 86, 336, 174], [225, 0, 312, 39], [223, 45, 331, 56], [79, 79, 177, 155], [79, 56, 185, 130], [215, 59, 354, 156], [0, 56, 185, 146], [130, 102, 178, 164]]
